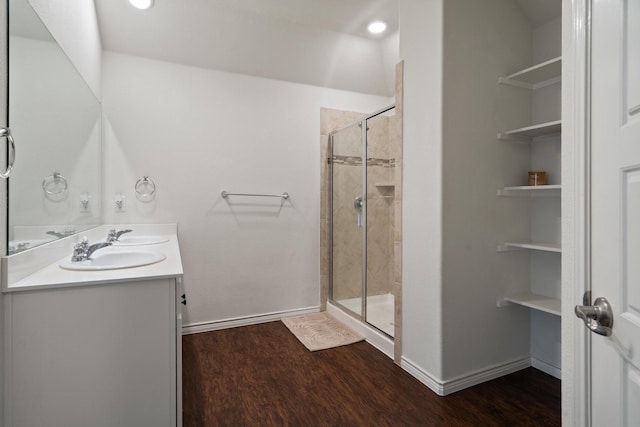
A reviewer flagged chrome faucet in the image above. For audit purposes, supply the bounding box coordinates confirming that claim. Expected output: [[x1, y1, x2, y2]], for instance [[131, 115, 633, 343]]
[[47, 229, 76, 238], [71, 237, 112, 262], [107, 228, 133, 243]]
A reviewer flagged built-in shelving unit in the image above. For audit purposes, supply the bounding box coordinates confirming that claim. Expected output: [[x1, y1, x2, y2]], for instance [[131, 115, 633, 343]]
[[497, 55, 562, 324], [493, 14, 562, 379]]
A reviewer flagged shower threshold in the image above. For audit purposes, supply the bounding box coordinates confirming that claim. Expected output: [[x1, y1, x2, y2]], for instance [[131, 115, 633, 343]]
[[327, 300, 394, 359], [336, 293, 394, 337]]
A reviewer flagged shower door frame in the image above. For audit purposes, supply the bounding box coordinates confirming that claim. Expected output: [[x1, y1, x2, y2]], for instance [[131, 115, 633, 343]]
[[328, 104, 395, 334]]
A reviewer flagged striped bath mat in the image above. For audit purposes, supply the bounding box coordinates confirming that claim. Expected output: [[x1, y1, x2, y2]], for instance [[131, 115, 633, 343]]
[[281, 312, 364, 351]]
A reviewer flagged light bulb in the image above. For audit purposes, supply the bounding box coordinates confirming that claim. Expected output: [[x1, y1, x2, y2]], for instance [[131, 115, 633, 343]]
[[367, 21, 387, 34], [129, 0, 154, 10]]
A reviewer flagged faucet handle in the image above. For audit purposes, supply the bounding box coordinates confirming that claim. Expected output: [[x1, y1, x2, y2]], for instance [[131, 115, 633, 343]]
[[71, 237, 90, 262], [107, 228, 132, 242], [107, 229, 117, 242]]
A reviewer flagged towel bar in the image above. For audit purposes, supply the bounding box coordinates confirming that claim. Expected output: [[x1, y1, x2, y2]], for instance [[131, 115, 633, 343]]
[[221, 190, 289, 200]]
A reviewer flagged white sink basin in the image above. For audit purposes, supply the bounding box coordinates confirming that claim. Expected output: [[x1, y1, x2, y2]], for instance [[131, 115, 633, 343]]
[[112, 236, 169, 246], [59, 250, 166, 271]]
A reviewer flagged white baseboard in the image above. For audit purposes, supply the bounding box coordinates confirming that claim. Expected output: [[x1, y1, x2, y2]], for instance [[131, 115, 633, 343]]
[[401, 356, 532, 396], [531, 357, 561, 379], [441, 357, 531, 395], [181, 306, 320, 335], [400, 356, 445, 395]]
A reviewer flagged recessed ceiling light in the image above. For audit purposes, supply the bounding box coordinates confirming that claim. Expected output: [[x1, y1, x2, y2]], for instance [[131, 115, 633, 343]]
[[129, 0, 154, 10], [367, 21, 387, 34]]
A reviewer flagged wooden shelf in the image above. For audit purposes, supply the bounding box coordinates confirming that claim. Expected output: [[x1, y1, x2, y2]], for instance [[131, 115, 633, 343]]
[[497, 185, 561, 196], [497, 292, 561, 316], [498, 120, 561, 141], [497, 241, 561, 253], [498, 57, 562, 89]]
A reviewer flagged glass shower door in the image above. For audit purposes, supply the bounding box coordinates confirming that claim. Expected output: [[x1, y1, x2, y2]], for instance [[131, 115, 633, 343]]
[[365, 111, 396, 337], [330, 121, 365, 318]]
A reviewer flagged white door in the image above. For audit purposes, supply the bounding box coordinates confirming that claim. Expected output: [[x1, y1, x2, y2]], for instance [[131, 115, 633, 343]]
[[588, 0, 640, 424]]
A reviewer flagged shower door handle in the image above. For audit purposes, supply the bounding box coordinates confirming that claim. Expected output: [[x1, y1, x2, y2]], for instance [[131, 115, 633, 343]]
[[354, 196, 364, 228]]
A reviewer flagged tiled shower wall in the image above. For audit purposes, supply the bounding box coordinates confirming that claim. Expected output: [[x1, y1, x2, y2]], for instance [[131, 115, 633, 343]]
[[320, 62, 403, 363]]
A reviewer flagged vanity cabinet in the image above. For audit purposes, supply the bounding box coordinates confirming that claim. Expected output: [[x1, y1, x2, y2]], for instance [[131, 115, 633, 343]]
[[3, 278, 182, 427]]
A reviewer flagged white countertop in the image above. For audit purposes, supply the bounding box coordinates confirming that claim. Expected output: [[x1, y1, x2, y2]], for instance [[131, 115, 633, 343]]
[[3, 225, 183, 292]]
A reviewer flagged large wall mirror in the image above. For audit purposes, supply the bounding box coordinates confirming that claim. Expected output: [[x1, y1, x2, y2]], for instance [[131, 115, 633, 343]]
[[7, 0, 102, 255]]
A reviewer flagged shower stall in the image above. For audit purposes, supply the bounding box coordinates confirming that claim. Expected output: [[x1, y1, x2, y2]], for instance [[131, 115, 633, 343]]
[[328, 105, 399, 338]]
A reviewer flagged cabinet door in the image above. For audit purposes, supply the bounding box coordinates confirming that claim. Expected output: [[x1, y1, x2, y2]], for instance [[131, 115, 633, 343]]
[[4, 279, 177, 427]]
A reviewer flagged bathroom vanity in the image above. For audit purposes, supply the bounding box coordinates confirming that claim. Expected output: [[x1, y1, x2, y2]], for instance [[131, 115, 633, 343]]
[[2, 225, 183, 427]]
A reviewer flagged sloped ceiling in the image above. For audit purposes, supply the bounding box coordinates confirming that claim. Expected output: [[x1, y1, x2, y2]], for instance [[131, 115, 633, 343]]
[[95, 0, 399, 96], [94, 0, 561, 97]]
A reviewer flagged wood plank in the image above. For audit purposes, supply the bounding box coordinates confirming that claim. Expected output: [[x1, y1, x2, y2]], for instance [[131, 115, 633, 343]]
[[182, 321, 560, 426]]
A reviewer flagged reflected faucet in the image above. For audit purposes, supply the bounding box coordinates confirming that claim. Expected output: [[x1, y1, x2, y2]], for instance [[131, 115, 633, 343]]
[[71, 237, 112, 262], [107, 228, 132, 243], [46, 229, 76, 238]]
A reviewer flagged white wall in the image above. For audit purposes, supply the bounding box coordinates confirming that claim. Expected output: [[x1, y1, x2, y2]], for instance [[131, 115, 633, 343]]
[[397, 0, 445, 384], [102, 51, 390, 327], [27, 0, 102, 98], [441, 0, 534, 380]]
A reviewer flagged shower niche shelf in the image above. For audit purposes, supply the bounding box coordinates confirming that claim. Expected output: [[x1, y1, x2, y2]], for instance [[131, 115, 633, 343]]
[[497, 292, 561, 316]]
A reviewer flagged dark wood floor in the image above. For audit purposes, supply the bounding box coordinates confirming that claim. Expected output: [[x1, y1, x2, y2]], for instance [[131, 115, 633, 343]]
[[182, 321, 560, 426]]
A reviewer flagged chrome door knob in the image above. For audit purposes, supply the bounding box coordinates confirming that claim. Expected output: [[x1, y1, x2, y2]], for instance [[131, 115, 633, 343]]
[[575, 296, 614, 336]]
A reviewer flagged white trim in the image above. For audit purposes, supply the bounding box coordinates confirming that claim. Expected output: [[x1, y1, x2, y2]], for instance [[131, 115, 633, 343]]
[[400, 356, 445, 395], [441, 358, 531, 395], [326, 301, 394, 359], [531, 357, 561, 379], [562, 0, 591, 425], [400, 356, 531, 396], [181, 306, 320, 335]]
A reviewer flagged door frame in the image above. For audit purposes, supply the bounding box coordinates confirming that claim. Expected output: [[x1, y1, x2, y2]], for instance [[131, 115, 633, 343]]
[[562, 0, 591, 425]]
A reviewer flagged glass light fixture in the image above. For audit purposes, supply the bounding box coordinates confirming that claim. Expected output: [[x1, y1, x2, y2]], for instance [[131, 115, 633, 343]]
[[129, 0, 154, 10], [367, 21, 387, 34]]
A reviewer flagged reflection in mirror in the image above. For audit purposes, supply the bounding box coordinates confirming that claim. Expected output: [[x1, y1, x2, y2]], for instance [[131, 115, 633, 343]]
[[8, 0, 102, 254]]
